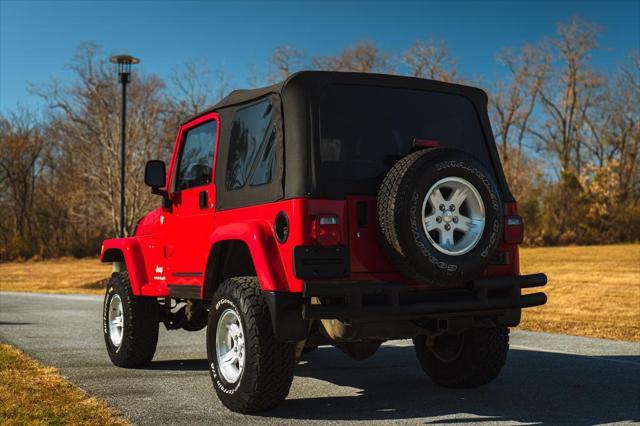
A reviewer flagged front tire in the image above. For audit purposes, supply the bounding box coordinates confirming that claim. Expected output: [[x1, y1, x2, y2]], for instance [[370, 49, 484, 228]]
[[207, 277, 296, 413], [103, 272, 159, 367], [413, 326, 509, 388]]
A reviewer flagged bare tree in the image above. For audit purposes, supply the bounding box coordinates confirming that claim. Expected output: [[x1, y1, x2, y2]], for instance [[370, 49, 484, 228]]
[[30, 43, 169, 237], [0, 109, 46, 256], [581, 50, 639, 204], [490, 43, 549, 193], [403, 39, 457, 82], [213, 65, 231, 102], [246, 63, 259, 88], [1, 30, 638, 258], [312, 41, 394, 73], [170, 58, 212, 116], [531, 16, 602, 177], [268, 45, 305, 82], [616, 51, 640, 202]]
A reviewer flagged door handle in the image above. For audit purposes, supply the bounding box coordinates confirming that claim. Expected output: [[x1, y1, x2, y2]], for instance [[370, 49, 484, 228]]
[[199, 190, 208, 209]]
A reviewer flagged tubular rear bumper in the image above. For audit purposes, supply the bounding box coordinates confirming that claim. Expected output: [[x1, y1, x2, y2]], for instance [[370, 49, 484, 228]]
[[302, 273, 547, 321]]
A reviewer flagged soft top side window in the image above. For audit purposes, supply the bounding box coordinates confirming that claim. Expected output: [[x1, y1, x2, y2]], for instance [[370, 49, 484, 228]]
[[175, 120, 217, 191], [225, 99, 276, 190]]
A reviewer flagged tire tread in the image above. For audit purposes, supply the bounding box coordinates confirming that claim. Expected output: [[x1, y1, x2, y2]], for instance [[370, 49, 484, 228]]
[[413, 326, 509, 388], [377, 149, 437, 284], [104, 272, 159, 368], [210, 277, 295, 413]]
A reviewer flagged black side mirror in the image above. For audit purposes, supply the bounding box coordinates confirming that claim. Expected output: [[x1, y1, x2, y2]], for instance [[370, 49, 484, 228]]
[[145, 160, 166, 188], [145, 160, 170, 209]]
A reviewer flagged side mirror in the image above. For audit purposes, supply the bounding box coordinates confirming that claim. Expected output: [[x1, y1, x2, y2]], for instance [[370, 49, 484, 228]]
[[145, 160, 166, 189]]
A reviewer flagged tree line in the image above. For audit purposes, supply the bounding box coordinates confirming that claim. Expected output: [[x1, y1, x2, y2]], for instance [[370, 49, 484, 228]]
[[1, 16, 638, 260]]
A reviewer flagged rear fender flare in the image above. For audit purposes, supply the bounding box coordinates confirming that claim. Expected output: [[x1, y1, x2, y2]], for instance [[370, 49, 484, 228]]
[[207, 221, 287, 292]]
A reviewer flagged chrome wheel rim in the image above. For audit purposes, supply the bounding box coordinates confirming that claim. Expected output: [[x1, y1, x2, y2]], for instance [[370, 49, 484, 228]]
[[422, 176, 485, 256], [108, 294, 124, 348], [215, 309, 245, 384]]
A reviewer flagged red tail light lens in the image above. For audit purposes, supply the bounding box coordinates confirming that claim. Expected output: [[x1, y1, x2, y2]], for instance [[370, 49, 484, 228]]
[[505, 215, 524, 244], [412, 138, 440, 149], [313, 214, 340, 246]]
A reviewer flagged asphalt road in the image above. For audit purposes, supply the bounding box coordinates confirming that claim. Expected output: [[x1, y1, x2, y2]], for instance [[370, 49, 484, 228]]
[[1, 291, 639, 425]]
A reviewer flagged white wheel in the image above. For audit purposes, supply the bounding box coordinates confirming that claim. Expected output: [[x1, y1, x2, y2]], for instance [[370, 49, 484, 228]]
[[215, 308, 245, 384], [422, 176, 486, 256], [103, 272, 159, 367], [108, 294, 124, 348], [207, 277, 296, 413]]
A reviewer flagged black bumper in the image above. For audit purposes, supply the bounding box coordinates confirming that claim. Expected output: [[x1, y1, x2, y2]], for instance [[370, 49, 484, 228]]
[[302, 273, 547, 321]]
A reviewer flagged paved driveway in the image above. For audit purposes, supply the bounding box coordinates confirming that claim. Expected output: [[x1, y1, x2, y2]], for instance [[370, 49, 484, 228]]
[[1, 291, 639, 424]]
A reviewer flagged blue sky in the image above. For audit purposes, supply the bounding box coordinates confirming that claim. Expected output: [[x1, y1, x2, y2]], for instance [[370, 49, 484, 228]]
[[1, 0, 638, 113]]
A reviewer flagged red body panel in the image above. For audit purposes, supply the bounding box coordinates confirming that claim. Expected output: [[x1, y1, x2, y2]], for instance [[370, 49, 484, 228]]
[[346, 196, 395, 273], [102, 199, 521, 296], [101, 113, 521, 298], [164, 113, 218, 290]]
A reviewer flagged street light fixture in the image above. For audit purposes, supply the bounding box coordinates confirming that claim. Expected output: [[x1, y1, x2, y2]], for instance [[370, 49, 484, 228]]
[[110, 54, 140, 238]]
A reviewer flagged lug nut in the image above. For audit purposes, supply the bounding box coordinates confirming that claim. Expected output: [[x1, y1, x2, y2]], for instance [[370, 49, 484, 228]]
[[439, 204, 445, 211], [436, 216, 442, 223], [445, 224, 451, 231], [453, 216, 458, 223], [449, 204, 456, 211]]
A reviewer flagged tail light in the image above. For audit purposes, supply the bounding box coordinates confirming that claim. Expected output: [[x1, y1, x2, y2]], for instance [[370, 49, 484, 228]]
[[504, 215, 524, 244], [412, 138, 440, 149], [313, 214, 340, 246]]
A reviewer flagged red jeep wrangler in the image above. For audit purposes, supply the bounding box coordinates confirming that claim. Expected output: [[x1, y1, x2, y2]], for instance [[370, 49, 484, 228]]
[[100, 71, 547, 413]]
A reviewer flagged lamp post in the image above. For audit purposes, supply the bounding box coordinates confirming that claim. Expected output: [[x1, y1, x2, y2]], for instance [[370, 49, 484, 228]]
[[110, 54, 139, 238]]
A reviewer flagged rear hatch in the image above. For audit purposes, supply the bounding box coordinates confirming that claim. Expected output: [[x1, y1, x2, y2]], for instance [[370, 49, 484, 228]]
[[315, 84, 497, 274]]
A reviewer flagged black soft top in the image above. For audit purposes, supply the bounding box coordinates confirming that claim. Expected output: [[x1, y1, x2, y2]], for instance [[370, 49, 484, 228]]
[[183, 71, 489, 124], [186, 71, 512, 210]]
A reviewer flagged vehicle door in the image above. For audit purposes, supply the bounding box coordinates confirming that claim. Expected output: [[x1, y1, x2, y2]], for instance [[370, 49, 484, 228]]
[[164, 113, 219, 297]]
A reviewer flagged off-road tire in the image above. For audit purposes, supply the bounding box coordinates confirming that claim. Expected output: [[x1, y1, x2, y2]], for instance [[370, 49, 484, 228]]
[[377, 148, 504, 285], [103, 272, 159, 367], [207, 277, 296, 413], [336, 339, 382, 361], [413, 326, 509, 388]]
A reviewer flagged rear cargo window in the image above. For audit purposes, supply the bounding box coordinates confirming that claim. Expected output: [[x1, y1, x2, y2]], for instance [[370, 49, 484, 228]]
[[318, 85, 489, 196], [226, 99, 275, 190]]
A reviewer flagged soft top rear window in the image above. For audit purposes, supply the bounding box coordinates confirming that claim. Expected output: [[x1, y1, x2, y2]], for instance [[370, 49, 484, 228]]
[[317, 84, 490, 196]]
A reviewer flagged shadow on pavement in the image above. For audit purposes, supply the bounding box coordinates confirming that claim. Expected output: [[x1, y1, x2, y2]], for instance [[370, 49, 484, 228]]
[[0, 321, 33, 325], [145, 359, 209, 371], [146, 345, 640, 423]]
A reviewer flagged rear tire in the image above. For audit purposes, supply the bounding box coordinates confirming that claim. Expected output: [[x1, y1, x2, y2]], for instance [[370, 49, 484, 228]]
[[336, 340, 382, 361], [413, 326, 509, 388], [103, 272, 159, 367], [207, 277, 296, 413]]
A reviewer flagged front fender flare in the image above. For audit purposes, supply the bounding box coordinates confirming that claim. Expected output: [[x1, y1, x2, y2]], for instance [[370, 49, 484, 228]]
[[100, 238, 148, 295]]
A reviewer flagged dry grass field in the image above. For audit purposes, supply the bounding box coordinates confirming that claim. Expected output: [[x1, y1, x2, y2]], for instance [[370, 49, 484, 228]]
[[0, 257, 111, 294], [0, 343, 126, 425], [520, 244, 640, 342], [0, 244, 638, 341]]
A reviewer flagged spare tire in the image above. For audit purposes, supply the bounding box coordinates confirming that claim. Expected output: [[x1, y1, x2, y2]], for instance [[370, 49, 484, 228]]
[[377, 148, 503, 285]]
